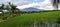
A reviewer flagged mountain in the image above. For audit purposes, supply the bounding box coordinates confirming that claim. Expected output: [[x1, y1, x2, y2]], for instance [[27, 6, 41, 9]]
[[20, 7, 44, 12]]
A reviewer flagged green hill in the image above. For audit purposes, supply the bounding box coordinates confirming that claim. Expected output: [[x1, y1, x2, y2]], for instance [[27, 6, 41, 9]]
[[0, 11, 60, 27]]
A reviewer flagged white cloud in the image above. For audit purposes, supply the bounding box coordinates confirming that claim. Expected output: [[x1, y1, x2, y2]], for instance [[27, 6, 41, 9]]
[[1, 0, 59, 10], [16, 0, 54, 10], [16, 2, 37, 9], [1, 0, 53, 10], [40, 0, 55, 10]]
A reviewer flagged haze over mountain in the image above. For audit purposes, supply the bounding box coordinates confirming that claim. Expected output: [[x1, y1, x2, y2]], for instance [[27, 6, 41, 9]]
[[21, 7, 44, 12]]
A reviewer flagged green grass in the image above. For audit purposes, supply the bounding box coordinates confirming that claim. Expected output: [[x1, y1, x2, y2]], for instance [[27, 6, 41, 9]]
[[0, 11, 60, 27]]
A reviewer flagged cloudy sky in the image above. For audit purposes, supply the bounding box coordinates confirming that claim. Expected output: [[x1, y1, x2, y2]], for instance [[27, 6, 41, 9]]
[[0, 0, 60, 10], [0, 0, 45, 5]]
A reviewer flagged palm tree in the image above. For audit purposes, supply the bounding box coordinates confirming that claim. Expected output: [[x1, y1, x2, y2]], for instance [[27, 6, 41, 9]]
[[0, 4, 4, 10], [51, 0, 59, 10], [10, 4, 17, 13], [8, 2, 17, 14], [5, 5, 11, 10]]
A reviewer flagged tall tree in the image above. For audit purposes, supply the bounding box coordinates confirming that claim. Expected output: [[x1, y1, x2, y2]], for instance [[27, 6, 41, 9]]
[[0, 4, 4, 10], [8, 2, 17, 14], [5, 5, 11, 10], [51, 0, 60, 10]]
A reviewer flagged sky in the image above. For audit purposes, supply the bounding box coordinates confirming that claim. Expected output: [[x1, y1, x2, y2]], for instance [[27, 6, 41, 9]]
[[0, 0, 45, 5], [16, 0, 54, 10], [0, 0, 60, 10]]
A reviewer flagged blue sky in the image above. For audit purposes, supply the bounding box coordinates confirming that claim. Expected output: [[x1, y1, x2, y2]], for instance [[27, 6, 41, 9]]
[[32, 0, 45, 3]]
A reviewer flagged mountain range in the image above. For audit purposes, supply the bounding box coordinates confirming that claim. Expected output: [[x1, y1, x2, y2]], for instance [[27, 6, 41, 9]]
[[20, 7, 44, 12]]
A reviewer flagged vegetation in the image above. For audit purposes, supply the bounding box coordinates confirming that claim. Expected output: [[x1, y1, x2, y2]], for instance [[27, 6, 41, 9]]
[[8, 2, 19, 14], [0, 4, 5, 10], [0, 1, 60, 27], [0, 11, 59, 27], [0, 2, 20, 20]]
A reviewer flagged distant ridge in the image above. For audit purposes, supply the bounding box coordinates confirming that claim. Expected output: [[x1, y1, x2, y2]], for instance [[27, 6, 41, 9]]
[[21, 7, 44, 12]]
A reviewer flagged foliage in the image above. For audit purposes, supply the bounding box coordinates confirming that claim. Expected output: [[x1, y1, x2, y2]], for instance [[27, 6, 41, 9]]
[[0, 11, 59, 27], [8, 2, 18, 13], [0, 4, 5, 10]]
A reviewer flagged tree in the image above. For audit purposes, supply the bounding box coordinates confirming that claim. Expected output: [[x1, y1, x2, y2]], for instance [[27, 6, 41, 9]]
[[8, 2, 18, 14], [51, 0, 59, 10], [0, 4, 4, 10], [5, 5, 11, 10], [11, 4, 17, 13]]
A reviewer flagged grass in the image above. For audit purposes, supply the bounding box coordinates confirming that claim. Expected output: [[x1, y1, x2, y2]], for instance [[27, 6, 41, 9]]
[[0, 11, 59, 27]]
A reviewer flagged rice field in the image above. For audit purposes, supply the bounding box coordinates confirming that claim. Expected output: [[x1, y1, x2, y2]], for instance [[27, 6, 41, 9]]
[[0, 11, 60, 27]]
